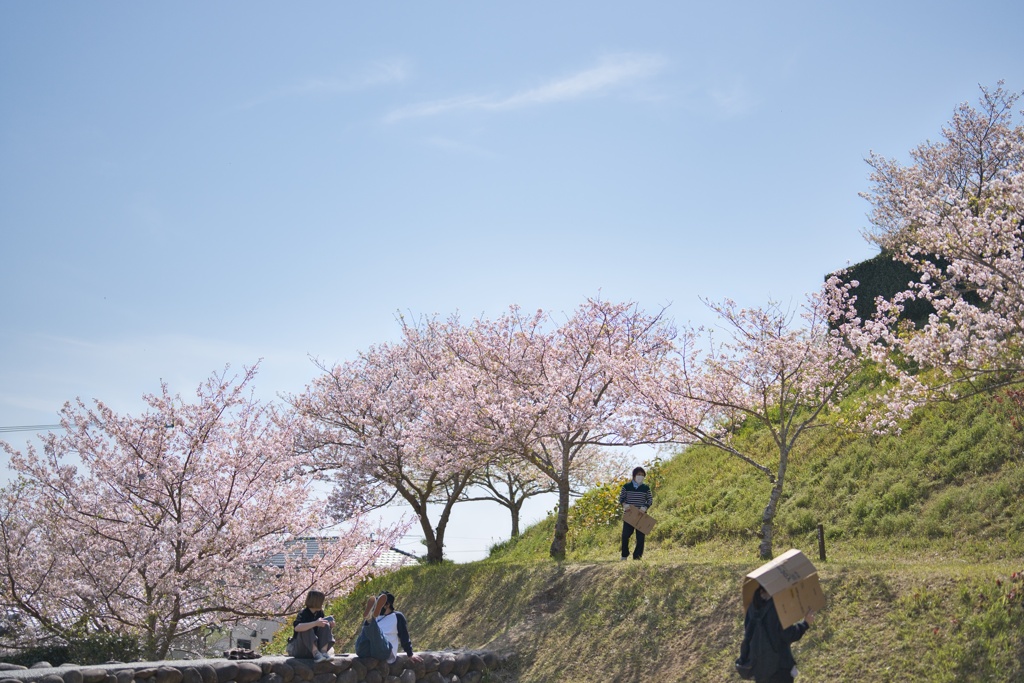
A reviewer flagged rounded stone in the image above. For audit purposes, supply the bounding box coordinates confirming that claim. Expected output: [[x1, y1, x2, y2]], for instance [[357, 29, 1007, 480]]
[[232, 663, 262, 683], [399, 671, 416, 683], [336, 671, 357, 683], [61, 669, 84, 683], [436, 656, 454, 677], [354, 657, 378, 672], [269, 663, 294, 682], [347, 660, 365, 680], [288, 662, 312, 683], [453, 654, 471, 677], [81, 669, 108, 683], [388, 656, 408, 677], [365, 672, 383, 683], [116, 670, 136, 683], [196, 666, 217, 683], [462, 672, 482, 683], [212, 663, 238, 683], [155, 667, 184, 683]]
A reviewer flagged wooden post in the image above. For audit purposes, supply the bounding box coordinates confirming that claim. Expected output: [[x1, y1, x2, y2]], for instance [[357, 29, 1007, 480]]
[[817, 523, 826, 562]]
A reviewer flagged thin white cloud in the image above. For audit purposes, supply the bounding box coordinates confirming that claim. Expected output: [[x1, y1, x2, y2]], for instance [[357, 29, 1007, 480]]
[[709, 80, 755, 117], [238, 59, 409, 109], [385, 53, 666, 123], [423, 136, 497, 158], [294, 60, 409, 94]]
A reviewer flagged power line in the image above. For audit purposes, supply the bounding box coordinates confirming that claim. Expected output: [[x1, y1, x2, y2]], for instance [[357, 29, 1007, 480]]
[[0, 424, 64, 434]]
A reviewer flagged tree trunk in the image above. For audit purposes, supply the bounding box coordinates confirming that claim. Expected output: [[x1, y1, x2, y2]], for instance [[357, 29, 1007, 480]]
[[510, 499, 522, 538], [143, 610, 160, 661], [548, 480, 570, 561], [403, 494, 444, 564], [758, 447, 790, 559], [418, 510, 444, 564], [430, 492, 461, 564], [411, 474, 471, 564]]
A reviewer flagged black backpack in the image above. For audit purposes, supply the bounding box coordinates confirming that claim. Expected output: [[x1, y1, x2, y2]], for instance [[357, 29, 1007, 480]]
[[735, 607, 781, 680]]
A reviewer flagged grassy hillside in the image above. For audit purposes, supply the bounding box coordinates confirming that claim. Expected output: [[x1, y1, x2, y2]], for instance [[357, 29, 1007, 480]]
[[269, 390, 1024, 682], [492, 389, 1024, 564]]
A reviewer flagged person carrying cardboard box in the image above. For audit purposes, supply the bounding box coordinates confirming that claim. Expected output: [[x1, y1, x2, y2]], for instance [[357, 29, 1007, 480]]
[[618, 466, 653, 560], [736, 549, 824, 682]]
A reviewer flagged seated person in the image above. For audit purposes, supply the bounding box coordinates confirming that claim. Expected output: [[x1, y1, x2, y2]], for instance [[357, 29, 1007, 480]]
[[375, 592, 423, 664], [288, 590, 335, 662]]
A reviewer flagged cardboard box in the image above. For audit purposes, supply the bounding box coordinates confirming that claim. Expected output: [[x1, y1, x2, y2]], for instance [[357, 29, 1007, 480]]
[[622, 506, 657, 535], [742, 548, 826, 629]]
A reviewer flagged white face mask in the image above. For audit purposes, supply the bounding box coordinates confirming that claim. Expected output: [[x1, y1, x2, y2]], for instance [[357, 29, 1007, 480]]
[[634, 476, 645, 485]]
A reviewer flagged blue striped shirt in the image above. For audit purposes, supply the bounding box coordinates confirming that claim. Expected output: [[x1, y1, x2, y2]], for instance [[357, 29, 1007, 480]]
[[619, 481, 653, 508]]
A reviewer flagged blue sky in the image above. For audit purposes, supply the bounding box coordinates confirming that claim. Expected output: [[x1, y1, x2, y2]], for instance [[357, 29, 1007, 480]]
[[2, 1, 1022, 560]]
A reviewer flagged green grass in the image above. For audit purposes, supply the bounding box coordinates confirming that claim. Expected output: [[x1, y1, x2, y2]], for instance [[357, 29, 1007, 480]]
[[487, 389, 1024, 564], [271, 560, 1024, 682], [267, 389, 1024, 682]]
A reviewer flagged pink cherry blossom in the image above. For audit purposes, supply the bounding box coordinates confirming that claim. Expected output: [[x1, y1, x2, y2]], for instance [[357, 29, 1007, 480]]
[[294, 329, 490, 564], [627, 278, 876, 559], [862, 82, 1024, 405], [427, 299, 675, 560], [0, 365, 402, 660]]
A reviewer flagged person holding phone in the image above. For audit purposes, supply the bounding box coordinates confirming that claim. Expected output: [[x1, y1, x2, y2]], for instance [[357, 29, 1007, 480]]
[[288, 590, 335, 661]]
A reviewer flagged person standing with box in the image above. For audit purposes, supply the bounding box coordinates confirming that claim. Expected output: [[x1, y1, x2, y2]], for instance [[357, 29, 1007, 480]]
[[619, 466, 653, 560]]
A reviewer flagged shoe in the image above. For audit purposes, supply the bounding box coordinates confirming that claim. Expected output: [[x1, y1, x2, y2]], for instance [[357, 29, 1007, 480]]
[[372, 593, 388, 618], [364, 596, 377, 621], [313, 650, 329, 663], [620, 556, 628, 561]]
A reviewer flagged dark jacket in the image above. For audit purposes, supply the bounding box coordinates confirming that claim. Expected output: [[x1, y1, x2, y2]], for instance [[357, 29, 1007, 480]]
[[293, 607, 325, 631], [740, 593, 808, 678], [394, 611, 413, 657]]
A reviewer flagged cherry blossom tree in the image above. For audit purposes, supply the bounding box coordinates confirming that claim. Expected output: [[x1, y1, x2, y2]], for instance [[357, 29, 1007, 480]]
[[861, 82, 1024, 402], [456, 457, 554, 539], [294, 337, 487, 565], [0, 366, 400, 660], [445, 299, 673, 560], [457, 446, 628, 538], [630, 280, 874, 559]]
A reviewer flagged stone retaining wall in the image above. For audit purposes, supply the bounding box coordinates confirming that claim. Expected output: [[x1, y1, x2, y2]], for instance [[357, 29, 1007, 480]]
[[0, 651, 506, 683]]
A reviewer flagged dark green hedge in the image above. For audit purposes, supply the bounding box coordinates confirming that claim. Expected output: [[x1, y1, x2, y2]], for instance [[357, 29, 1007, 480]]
[[831, 251, 935, 328], [1, 632, 139, 667]]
